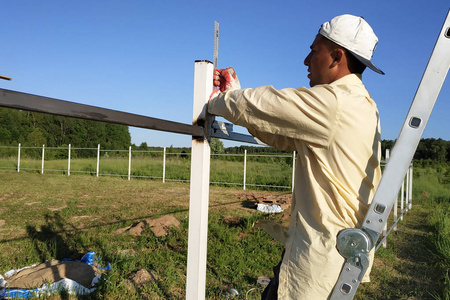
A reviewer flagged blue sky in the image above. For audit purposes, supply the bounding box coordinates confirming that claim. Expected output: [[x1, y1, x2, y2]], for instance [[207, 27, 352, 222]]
[[1, 1, 449, 148]]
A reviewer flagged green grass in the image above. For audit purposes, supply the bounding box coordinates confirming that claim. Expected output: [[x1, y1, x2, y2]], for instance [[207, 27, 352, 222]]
[[0, 170, 286, 299], [355, 164, 450, 300], [0, 163, 449, 299]]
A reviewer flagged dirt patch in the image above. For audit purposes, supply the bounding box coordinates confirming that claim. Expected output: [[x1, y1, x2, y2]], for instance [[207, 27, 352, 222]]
[[114, 215, 181, 237], [6, 260, 103, 289], [0, 220, 5, 226], [69, 215, 95, 222], [235, 192, 291, 210], [130, 269, 158, 287], [48, 205, 68, 211]]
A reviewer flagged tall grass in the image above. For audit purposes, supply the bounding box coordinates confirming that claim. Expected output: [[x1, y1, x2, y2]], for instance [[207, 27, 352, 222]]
[[412, 165, 450, 299]]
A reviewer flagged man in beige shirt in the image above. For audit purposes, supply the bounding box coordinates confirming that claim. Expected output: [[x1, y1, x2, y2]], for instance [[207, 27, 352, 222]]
[[208, 15, 384, 299]]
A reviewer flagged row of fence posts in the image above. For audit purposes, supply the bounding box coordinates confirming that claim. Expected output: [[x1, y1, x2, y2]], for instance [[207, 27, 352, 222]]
[[12, 143, 297, 190], [379, 149, 413, 250], [9, 143, 411, 249]]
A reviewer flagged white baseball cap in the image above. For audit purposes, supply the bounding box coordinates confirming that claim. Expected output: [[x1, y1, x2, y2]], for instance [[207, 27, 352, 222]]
[[319, 14, 384, 75]]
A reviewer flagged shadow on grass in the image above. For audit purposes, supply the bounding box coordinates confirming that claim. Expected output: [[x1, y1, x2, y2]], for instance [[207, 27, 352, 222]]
[[1, 198, 251, 246], [26, 212, 86, 261]]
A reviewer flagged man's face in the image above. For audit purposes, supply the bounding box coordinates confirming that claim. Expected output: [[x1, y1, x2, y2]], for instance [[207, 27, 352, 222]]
[[304, 34, 335, 87]]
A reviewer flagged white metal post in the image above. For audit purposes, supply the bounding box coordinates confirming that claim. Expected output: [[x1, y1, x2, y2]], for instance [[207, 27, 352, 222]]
[[400, 178, 405, 221], [68, 144, 71, 176], [393, 191, 398, 231], [96, 144, 100, 177], [186, 60, 213, 300], [163, 147, 166, 183], [382, 149, 390, 248], [405, 169, 410, 213], [408, 164, 413, 209], [243, 149, 247, 190], [292, 151, 296, 192], [17, 143, 20, 172], [128, 146, 132, 181], [41, 144, 45, 174]]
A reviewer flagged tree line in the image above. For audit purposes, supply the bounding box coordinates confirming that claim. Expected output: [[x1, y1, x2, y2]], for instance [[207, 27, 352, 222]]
[[0, 107, 130, 151], [0, 107, 448, 164]]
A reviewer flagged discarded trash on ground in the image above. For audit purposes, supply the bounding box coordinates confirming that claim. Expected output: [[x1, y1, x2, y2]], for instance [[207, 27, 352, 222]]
[[256, 203, 284, 213], [257, 276, 271, 286], [0, 251, 109, 299]]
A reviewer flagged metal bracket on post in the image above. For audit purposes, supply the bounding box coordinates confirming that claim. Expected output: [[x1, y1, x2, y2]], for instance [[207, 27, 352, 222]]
[[210, 120, 265, 145], [330, 9, 450, 300]]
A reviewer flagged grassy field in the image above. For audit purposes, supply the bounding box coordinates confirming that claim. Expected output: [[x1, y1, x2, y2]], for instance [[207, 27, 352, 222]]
[[0, 165, 449, 299]]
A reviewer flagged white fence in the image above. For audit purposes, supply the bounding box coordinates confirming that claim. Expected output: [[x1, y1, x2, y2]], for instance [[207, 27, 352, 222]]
[[0, 143, 297, 189]]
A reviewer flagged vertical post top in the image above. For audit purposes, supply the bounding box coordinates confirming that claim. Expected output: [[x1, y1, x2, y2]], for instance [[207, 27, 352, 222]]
[[195, 60, 213, 64]]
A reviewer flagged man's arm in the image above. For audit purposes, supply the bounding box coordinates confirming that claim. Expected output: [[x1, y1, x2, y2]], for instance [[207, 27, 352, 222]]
[[208, 67, 338, 148]]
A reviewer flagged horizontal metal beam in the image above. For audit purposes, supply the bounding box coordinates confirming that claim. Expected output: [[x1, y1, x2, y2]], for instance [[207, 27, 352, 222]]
[[0, 88, 204, 137]]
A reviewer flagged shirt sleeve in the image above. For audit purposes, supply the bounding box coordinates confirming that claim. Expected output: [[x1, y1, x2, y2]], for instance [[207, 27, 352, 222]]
[[207, 85, 340, 147]]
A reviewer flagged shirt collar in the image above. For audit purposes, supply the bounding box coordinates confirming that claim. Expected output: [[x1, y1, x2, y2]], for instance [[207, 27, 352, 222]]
[[330, 73, 363, 86]]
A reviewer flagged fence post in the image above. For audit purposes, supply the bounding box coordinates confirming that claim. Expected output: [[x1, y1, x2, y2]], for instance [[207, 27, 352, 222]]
[[163, 147, 166, 183], [41, 144, 45, 174], [405, 168, 410, 214], [128, 146, 131, 181], [382, 149, 390, 248], [400, 178, 405, 220], [96, 144, 100, 177], [292, 151, 296, 192], [68, 144, 71, 176], [408, 164, 413, 209], [243, 149, 247, 190], [17, 143, 21, 172], [186, 60, 213, 300]]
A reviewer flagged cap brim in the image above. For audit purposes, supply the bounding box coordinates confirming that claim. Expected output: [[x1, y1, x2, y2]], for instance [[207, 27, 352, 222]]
[[350, 51, 385, 75]]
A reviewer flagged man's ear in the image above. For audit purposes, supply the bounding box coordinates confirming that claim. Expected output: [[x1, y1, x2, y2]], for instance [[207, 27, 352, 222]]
[[330, 49, 345, 67]]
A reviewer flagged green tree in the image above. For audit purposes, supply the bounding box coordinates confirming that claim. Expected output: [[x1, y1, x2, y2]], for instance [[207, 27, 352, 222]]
[[210, 137, 224, 154], [27, 128, 47, 147]]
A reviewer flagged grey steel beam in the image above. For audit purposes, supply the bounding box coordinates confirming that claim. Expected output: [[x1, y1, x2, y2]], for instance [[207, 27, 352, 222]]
[[0, 88, 204, 137]]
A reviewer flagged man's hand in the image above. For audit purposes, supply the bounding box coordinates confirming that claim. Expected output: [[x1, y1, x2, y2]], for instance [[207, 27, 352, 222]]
[[209, 67, 241, 101], [213, 67, 241, 92]]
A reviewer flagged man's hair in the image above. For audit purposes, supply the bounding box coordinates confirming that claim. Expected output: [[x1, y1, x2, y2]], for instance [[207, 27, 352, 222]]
[[321, 35, 367, 74]]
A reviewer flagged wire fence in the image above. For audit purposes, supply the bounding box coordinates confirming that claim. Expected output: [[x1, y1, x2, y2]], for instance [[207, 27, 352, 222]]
[[0, 143, 412, 249]]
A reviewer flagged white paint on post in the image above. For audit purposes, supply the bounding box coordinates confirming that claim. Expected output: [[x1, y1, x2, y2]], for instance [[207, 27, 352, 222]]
[[163, 147, 166, 183], [128, 146, 132, 181], [41, 144, 45, 174], [96, 144, 100, 177], [17, 143, 21, 172], [186, 60, 213, 300], [243, 149, 247, 190], [292, 151, 296, 192], [68, 144, 71, 176]]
